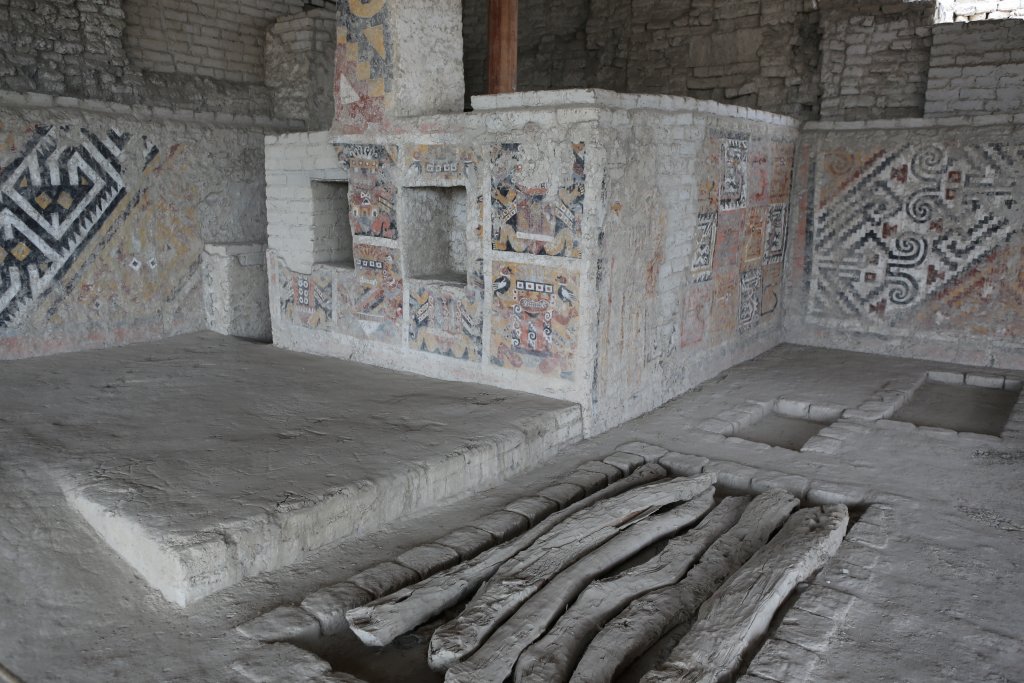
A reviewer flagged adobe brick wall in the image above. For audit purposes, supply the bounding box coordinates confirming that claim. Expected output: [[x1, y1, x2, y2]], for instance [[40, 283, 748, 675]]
[[817, 0, 935, 121], [462, 0, 821, 120], [925, 19, 1024, 116]]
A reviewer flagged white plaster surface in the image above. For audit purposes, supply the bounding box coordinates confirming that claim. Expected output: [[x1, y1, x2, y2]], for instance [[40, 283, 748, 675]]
[[273, 92, 800, 436], [2, 339, 1024, 681], [203, 243, 273, 341], [0, 332, 581, 606]]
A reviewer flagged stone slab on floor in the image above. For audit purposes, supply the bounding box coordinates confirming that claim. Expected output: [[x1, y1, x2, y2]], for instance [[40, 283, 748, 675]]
[[0, 332, 581, 606]]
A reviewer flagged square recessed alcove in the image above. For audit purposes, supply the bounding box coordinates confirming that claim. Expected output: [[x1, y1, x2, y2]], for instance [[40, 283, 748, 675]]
[[402, 186, 468, 283], [734, 412, 834, 451], [893, 374, 1021, 436], [311, 180, 353, 267]]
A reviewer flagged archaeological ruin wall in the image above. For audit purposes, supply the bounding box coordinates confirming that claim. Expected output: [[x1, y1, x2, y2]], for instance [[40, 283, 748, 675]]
[[462, 0, 822, 119], [0, 0, 335, 359], [268, 0, 805, 435], [262, 0, 1024, 434], [268, 92, 800, 435], [817, 0, 936, 121], [925, 18, 1024, 116], [785, 119, 1024, 370], [0, 100, 272, 357], [2, 0, 1023, 415]]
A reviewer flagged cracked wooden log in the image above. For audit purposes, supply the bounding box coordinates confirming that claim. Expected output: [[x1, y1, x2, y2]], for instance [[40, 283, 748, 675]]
[[641, 504, 849, 683], [428, 473, 717, 671], [445, 489, 718, 683], [346, 463, 668, 647], [514, 496, 750, 683], [618, 622, 690, 683], [569, 489, 800, 683]]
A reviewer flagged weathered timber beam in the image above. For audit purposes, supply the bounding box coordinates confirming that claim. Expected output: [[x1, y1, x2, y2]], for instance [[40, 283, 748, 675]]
[[640, 504, 849, 683], [514, 496, 750, 683], [346, 463, 668, 647], [447, 489, 718, 683], [487, 0, 518, 94], [569, 489, 801, 683], [428, 473, 717, 671]]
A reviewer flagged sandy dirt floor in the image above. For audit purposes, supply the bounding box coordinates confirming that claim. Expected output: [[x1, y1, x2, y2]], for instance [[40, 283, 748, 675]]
[[2, 337, 1022, 682]]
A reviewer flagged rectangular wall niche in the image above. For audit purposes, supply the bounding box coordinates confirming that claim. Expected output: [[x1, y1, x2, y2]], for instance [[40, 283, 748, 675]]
[[311, 180, 353, 267], [402, 186, 468, 283]]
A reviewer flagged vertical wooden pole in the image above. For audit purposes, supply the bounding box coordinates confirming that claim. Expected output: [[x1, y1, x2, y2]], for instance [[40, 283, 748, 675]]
[[487, 0, 518, 94]]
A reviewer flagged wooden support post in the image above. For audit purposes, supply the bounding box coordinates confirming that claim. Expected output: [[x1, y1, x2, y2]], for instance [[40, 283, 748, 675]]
[[487, 0, 518, 94]]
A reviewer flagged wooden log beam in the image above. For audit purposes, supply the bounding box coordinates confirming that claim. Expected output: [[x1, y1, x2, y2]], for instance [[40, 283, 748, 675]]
[[487, 0, 518, 94], [428, 474, 717, 671], [345, 463, 668, 647], [446, 489, 718, 683], [569, 489, 801, 683], [640, 504, 849, 683], [514, 497, 750, 683]]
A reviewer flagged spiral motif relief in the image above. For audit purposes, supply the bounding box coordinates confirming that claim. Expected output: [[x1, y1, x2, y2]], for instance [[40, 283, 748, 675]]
[[887, 272, 920, 306], [810, 141, 1017, 323], [888, 233, 928, 267], [906, 189, 941, 224], [910, 145, 945, 181]]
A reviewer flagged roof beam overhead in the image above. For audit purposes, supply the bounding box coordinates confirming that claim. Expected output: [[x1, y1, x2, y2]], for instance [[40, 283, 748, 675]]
[[487, 0, 518, 94]]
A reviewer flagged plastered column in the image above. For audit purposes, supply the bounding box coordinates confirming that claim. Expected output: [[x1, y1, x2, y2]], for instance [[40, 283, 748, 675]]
[[334, 0, 465, 132]]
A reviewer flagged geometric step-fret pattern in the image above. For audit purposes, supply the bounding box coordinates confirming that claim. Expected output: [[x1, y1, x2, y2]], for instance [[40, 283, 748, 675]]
[[810, 142, 1022, 320], [0, 125, 130, 326]]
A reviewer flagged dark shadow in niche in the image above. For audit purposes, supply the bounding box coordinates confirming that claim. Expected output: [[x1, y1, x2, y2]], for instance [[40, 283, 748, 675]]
[[311, 180, 354, 268], [402, 186, 468, 285]]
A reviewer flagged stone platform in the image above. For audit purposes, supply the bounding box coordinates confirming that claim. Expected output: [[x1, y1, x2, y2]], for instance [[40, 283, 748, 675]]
[[0, 332, 581, 605], [3, 343, 1024, 682]]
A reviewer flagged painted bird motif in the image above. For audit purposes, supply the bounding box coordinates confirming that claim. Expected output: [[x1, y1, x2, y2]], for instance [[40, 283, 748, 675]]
[[493, 274, 511, 295], [556, 275, 576, 304]]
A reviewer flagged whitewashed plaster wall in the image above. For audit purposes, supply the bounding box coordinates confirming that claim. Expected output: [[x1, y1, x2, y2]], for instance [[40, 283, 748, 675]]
[[267, 91, 800, 434]]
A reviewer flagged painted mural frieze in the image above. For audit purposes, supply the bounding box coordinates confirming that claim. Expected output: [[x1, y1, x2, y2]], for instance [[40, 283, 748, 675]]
[[0, 125, 147, 326], [691, 212, 718, 282], [409, 281, 482, 361], [490, 261, 579, 378], [689, 129, 796, 342], [353, 243, 402, 338], [810, 142, 1021, 320], [720, 134, 750, 211], [491, 142, 585, 258], [336, 0, 392, 127], [341, 144, 398, 239], [762, 203, 788, 265], [738, 267, 762, 329], [278, 262, 333, 329], [406, 144, 477, 183]]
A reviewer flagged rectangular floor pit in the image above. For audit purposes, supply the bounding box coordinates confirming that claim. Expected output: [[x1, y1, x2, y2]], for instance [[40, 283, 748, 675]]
[[734, 412, 835, 451], [263, 456, 878, 683], [893, 377, 1021, 436]]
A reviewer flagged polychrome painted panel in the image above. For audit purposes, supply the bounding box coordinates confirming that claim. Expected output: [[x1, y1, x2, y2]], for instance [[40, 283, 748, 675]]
[[340, 143, 398, 239], [491, 142, 585, 258], [408, 281, 482, 361], [490, 260, 579, 378], [352, 242, 402, 339]]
